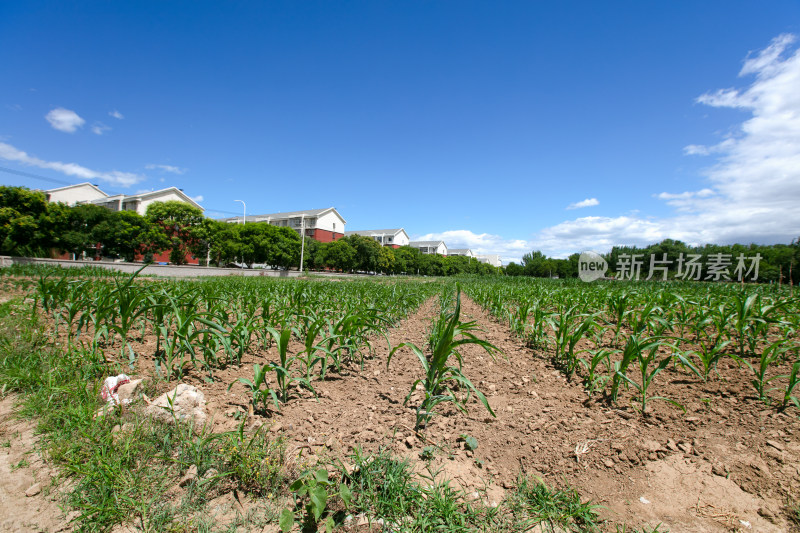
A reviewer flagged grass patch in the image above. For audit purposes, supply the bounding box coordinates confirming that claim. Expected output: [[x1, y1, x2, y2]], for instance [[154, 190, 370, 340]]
[[503, 474, 602, 532], [0, 297, 290, 531]]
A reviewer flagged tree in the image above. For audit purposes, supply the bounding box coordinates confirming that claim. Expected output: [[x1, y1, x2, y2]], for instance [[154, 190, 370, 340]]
[[92, 210, 169, 262], [302, 239, 324, 271], [0, 207, 38, 255], [0, 186, 50, 256], [188, 218, 226, 265], [321, 239, 356, 272], [145, 201, 204, 265], [345, 235, 382, 273], [505, 262, 524, 276], [377, 246, 396, 274], [49, 203, 110, 259], [265, 225, 301, 269], [393, 246, 421, 275], [201, 222, 300, 269]]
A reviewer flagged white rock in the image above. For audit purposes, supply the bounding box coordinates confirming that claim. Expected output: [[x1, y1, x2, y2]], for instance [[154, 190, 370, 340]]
[[24, 483, 41, 497], [178, 465, 198, 487], [146, 384, 207, 428], [117, 379, 143, 404]]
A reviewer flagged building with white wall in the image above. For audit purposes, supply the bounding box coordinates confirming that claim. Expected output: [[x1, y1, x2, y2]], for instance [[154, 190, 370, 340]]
[[44, 183, 109, 205], [91, 188, 203, 215], [409, 240, 448, 255], [44, 183, 203, 215], [221, 207, 346, 242], [344, 228, 409, 248], [447, 249, 475, 258], [476, 254, 502, 267]]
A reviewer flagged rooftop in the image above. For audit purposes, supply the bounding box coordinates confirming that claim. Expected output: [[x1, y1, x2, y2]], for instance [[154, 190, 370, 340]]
[[345, 228, 405, 236], [410, 240, 445, 247], [220, 207, 345, 223]]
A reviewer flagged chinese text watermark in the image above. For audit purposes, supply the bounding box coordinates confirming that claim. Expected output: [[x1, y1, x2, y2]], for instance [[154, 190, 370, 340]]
[[579, 252, 762, 282]]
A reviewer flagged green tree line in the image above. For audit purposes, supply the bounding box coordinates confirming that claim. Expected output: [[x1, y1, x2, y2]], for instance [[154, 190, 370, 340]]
[[506, 238, 800, 284], [0, 186, 502, 276]]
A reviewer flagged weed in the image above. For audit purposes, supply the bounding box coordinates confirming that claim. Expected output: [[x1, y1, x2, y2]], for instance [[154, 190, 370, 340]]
[[11, 457, 29, 471], [281, 467, 351, 533], [505, 475, 602, 532]]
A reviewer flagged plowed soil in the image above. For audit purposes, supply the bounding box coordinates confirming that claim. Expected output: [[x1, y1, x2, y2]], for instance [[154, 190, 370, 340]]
[[5, 284, 800, 532], [175, 295, 798, 532]]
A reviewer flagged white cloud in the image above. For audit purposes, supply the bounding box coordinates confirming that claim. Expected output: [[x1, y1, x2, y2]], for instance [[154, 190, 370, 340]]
[[146, 164, 186, 174], [45, 107, 85, 133], [109, 110, 124, 120], [191, 195, 204, 203], [0, 141, 144, 187], [91, 122, 111, 135], [566, 198, 599, 210], [415, 229, 531, 264], [654, 189, 715, 212], [526, 33, 800, 258]]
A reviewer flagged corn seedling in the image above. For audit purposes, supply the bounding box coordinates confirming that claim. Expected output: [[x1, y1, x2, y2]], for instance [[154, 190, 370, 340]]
[[615, 339, 688, 414], [734, 340, 791, 403], [294, 319, 329, 382], [387, 286, 500, 430], [690, 338, 732, 382], [609, 334, 653, 404], [264, 326, 314, 404], [231, 363, 278, 413], [781, 359, 800, 411], [579, 348, 617, 396]]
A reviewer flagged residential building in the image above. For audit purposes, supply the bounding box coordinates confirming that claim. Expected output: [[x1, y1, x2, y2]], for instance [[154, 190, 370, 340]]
[[44, 182, 108, 205], [476, 254, 502, 267], [44, 182, 204, 265], [447, 248, 475, 258], [409, 240, 448, 255], [221, 207, 346, 243], [90, 188, 203, 215], [344, 228, 409, 248], [44, 183, 204, 215]]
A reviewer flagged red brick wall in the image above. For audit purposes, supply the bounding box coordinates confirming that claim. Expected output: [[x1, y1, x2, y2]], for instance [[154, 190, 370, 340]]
[[310, 229, 344, 243], [133, 249, 200, 265]]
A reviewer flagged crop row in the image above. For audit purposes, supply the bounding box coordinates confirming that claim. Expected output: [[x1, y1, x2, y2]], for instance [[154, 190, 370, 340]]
[[464, 278, 800, 412], [33, 268, 441, 400]]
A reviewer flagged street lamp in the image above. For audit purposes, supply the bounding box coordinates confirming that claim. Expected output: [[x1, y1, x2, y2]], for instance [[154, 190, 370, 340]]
[[234, 200, 246, 268], [234, 200, 246, 224], [299, 214, 306, 274]]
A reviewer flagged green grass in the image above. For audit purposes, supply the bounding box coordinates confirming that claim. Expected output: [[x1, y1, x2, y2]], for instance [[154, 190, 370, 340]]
[[0, 297, 289, 531], [502, 475, 602, 532], [343, 448, 497, 531]]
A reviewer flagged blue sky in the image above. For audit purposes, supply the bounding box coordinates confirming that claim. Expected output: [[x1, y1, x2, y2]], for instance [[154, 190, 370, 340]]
[[2, 2, 799, 263]]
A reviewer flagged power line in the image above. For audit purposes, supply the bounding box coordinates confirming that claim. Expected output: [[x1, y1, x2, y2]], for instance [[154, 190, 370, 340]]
[[0, 166, 77, 187], [0, 165, 240, 216]]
